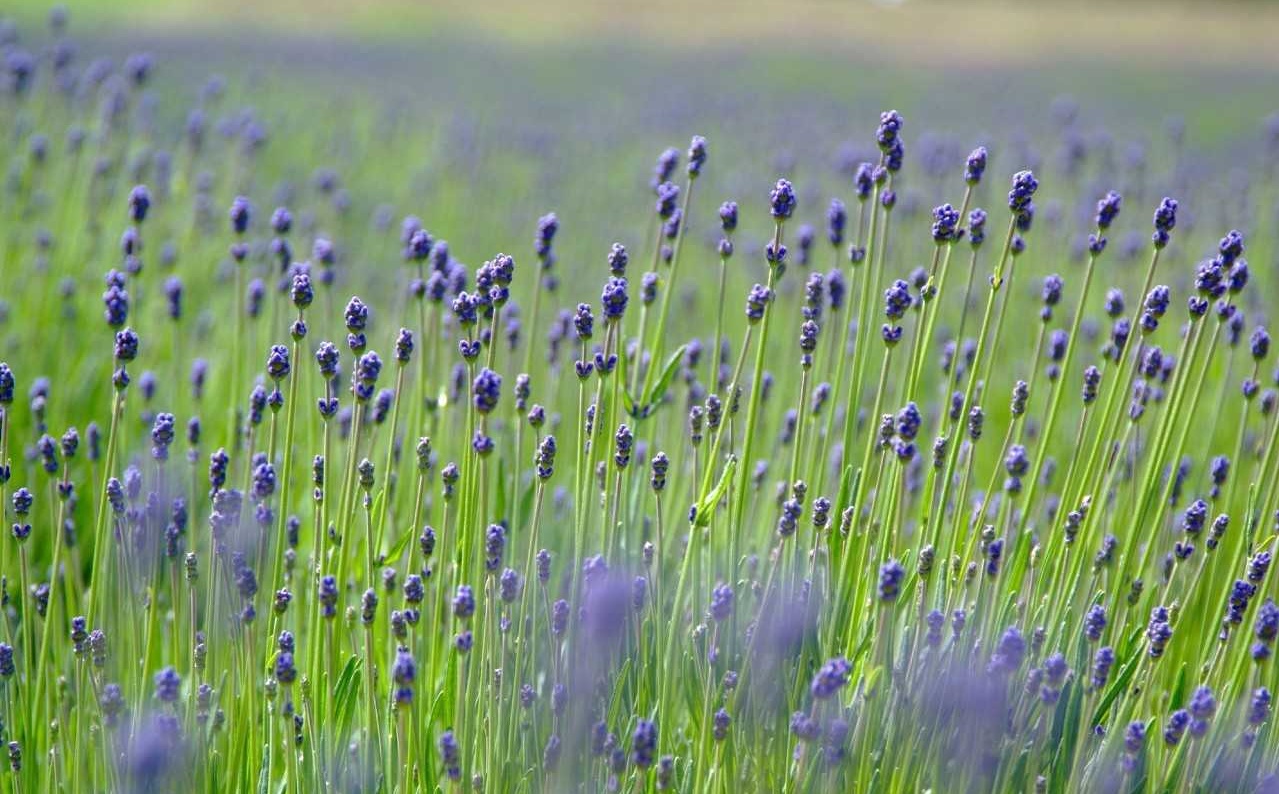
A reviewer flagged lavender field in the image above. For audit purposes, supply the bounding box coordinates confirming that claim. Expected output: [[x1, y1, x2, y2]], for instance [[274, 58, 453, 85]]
[[2, 2, 1279, 791]]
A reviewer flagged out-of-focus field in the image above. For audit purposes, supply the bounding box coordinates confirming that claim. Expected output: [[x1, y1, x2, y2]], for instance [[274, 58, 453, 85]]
[[9, 0, 1279, 69], [5, 0, 1271, 312], [5, 0, 1274, 150]]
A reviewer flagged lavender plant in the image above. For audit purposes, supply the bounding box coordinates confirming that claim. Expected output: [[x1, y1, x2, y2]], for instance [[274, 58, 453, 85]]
[[1, 7, 1279, 793]]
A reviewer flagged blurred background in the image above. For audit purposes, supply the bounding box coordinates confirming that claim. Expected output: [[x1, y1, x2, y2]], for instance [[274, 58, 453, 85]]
[[7, 0, 1276, 143], [8, 0, 1279, 68], [3, 0, 1276, 289]]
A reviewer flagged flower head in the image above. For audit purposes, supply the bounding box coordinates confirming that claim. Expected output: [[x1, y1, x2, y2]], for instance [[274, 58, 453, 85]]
[[770, 179, 797, 220]]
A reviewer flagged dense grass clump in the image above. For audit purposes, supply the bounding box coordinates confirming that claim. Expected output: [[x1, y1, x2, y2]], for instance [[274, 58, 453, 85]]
[[3, 8, 1279, 793]]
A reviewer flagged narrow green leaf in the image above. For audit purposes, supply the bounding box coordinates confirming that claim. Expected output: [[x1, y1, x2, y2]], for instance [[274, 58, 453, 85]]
[[639, 344, 687, 416], [494, 455, 508, 520], [257, 746, 271, 794], [1052, 679, 1083, 792], [1092, 644, 1141, 727], [1167, 663, 1187, 716], [384, 523, 415, 565], [333, 655, 364, 742], [1009, 743, 1030, 791], [694, 456, 737, 527]]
